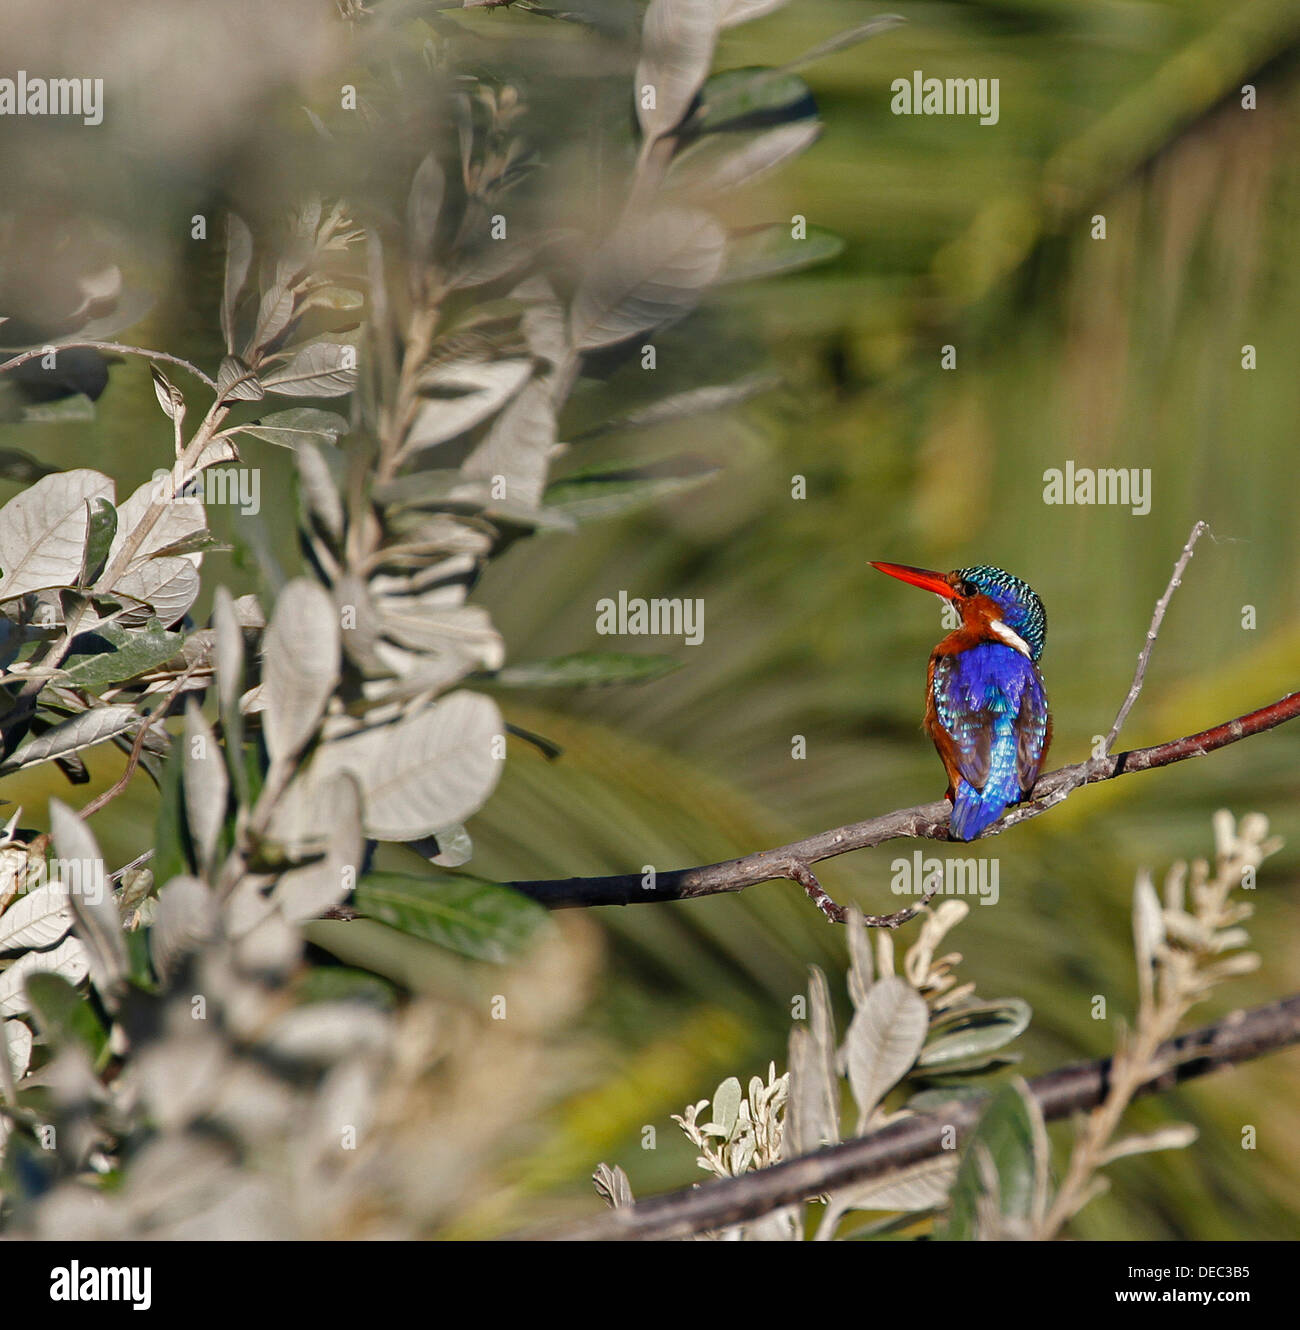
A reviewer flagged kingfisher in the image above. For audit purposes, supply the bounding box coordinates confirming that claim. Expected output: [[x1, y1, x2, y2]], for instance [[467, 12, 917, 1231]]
[[871, 561, 1051, 841]]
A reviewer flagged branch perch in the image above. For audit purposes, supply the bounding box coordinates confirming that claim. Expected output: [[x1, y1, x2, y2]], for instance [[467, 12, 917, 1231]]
[[509, 523, 1297, 922], [535, 992, 1300, 1241]]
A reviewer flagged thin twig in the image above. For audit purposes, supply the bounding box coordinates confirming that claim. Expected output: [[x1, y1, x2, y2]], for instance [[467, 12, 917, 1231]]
[[532, 993, 1300, 1241], [0, 341, 218, 393], [78, 663, 198, 820], [1103, 520, 1209, 754]]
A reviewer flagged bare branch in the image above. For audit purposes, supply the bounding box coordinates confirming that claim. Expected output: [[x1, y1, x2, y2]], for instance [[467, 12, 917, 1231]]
[[533, 993, 1300, 1241], [509, 688, 1300, 913], [509, 521, 1295, 921], [1103, 520, 1209, 753], [0, 341, 218, 393]]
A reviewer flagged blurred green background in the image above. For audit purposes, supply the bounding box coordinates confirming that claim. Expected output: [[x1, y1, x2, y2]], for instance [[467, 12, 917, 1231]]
[[2, 0, 1298, 1238]]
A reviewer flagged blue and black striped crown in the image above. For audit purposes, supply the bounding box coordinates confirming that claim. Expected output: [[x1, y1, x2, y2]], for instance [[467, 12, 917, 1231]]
[[955, 565, 1047, 661]]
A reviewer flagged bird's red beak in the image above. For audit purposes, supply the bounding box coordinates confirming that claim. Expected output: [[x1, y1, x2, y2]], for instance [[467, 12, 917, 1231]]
[[870, 561, 958, 600]]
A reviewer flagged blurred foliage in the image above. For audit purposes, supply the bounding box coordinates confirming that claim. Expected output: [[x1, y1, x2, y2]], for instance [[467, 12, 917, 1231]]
[[1, 0, 1298, 1238]]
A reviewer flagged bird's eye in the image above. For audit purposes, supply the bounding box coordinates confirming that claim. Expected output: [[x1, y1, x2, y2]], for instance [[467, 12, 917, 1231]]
[[958, 579, 977, 597]]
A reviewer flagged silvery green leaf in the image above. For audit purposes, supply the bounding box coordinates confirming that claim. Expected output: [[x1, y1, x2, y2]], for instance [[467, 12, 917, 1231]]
[[712, 1076, 742, 1139], [295, 441, 344, 542], [182, 701, 228, 874], [786, 965, 839, 1154], [1133, 869, 1163, 1011], [217, 355, 264, 401], [104, 479, 206, 571], [416, 824, 473, 869], [407, 152, 446, 261], [543, 457, 718, 522], [1097, 1124, 1198, 1165], [222, 213, 254, 354], [844, 975, 928, 1131], [0, 882, 75, 952], [403, 359, 533, 457], [942, 1080, 1046, 1240], [0, 705, 138, 775], [491, 652, 681, 688], [251, 284, 297, 352], [150, 365, 186, 422], [261, 341, 358, 398], [50, 800, 125, 1000], [779, 16, 905, 74], [917, 998, 1032, 1069], [845, 906, 873, 1010], [636, 0, 720, 142], [211, 586, 244, 720], [273, 772, 363, 923], [108, 556, 201, 625], [262, 1001, 388, 1066], [593, 1163, 634, 1209], [0, 469, 114, 602], [0, 936, 90, 1017], [719, 223, 843, 284], [231, 408, 349, 449], [570, 209, 726, 350], [313, 691, 504, 841], [718, 0, 788, 26], [262, 579, 340, 762], [460, 377, 558, 510], [822, 1155, 958, 1234], [150, 875, 218, 986], [573, 372, 776, 441], [670, 120, 821, 194], [2, 1018, 33, 1080]]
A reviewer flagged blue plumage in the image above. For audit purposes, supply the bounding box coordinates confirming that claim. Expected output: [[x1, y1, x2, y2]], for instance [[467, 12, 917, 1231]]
[[934, 644, 1050, 839], [871, 558, 1052, 843]]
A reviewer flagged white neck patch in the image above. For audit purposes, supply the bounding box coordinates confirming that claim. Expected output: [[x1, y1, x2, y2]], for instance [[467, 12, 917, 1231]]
[[990, 619, 1032, 658]]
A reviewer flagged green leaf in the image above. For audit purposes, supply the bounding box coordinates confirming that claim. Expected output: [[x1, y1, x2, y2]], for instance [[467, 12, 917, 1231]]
[[720, 223, 845, 284], [62, 618, 183, 689], [231, 408, 350, 449], [24, 972, 108, 1062], [941, 1081, 1044, 1240], [152, 744, 193, 885], [686, 68, 817, 135], [917, 998, 1032, 1069], [354, 870, 548, 963], [77, 498, 118, 587], [491, 652, 684, 688], [544, 457, 720, 521], [296, 966, 398, 1010]]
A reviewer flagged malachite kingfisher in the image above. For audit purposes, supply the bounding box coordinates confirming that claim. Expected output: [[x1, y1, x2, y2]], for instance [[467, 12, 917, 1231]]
[[871, 561, 1052, 841]]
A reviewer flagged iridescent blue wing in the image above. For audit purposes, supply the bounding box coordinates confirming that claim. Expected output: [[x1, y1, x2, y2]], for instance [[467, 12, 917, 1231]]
[[1015, 663, 1050, 791], [932, 650, 1003, 789]]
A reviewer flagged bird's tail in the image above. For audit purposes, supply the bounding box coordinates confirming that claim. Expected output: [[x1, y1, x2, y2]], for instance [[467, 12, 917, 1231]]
[[949, 778, 1015, 841]]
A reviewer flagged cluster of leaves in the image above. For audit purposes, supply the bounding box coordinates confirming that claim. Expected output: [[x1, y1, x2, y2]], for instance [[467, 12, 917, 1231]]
[[596, 812, 1276, 1240], [0, 0, 877, 1228]]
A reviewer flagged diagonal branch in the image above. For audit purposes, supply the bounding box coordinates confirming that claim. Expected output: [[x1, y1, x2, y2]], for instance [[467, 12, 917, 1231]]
[[510, 523, 1296, 921], [533, 993, 1300, 1241], [509, 689, 1300, 912]]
